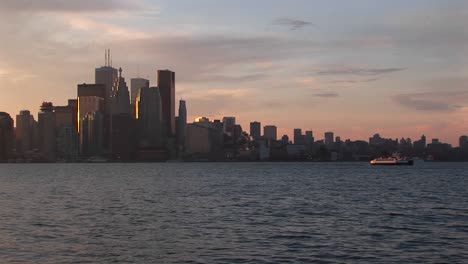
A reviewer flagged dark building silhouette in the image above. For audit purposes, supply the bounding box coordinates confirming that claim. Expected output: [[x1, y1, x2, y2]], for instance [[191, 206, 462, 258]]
[[38, 102, 56, 161], [459, 135, 468, 148], [130, 78, 150, 105], [158, 70, 176, 137], [325, 132, 334, 146], [111, 68, 131, 115], [223, 117, 236, 136], [294, 128, 304, 145], [80, 112, 104, 157], [55, 105, 75, 129], [176, 100, 187, 155], [134, 86, 168, 161], [111, 113, 135, 160], [305, 131, 314, 145], [15, 110, 35, 154], [109, 68, 133, 159], [264, 125, 277, 141], [55, 104, 78, 160], [136, 87, 166, 157], [186, 122, 224, 159], [95, 50, 118, 113], [250, 121, 261, 140], [232, 124, 243, 140], [77, 83, 105, 133], [0, 112, 14, 161], [413, 134, 427, 155]]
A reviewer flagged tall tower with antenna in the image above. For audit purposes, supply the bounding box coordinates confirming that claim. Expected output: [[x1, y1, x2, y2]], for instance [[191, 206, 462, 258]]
[[95, 49, 118, 113]]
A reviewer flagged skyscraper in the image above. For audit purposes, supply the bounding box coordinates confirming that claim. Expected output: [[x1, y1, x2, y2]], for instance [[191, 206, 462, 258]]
[[250, 121, 261, 140], [111, 68, 130, 115], [80, 112, 104, 157], [264, 125, 277, 141], [0, 112, 14, 161], [15, 110, 35, 154], [136, 87, 165, 149], [305, 131, 314, 145], [38, 102, 56, 161], [55, 105, 78, 160], [111, 113, 135, 160], [68, 99, 78, 131], [176, 100, 187, 153], [55, 105, 75, 129], [421, 135, 427, 147], [109, 68, 133, 159], [325, 132, 334, 146], [77, 84, 105, 133], [95, 50, 118, 113], [460, 135, 468, 148], [130, 78, 150, 105], [294, 128, 304, 145], [158, 70, 176, 137], [223, 117, 236, 135]]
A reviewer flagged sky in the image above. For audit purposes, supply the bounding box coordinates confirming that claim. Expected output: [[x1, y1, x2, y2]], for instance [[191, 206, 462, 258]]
[[0, 0, 467, 145]]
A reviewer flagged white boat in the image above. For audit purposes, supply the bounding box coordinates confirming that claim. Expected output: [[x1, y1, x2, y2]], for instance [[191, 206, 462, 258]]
[[370, 155, 414, 166]]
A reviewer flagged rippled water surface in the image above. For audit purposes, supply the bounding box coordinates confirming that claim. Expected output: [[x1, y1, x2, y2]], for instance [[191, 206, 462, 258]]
[[0, 162, 467, 263]]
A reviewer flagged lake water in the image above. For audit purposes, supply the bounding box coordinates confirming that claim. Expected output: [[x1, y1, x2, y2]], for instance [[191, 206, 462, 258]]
[[0, 162, 467, 263]]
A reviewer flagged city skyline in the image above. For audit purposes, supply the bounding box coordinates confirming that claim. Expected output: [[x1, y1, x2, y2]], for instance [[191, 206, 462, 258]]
[[1, 0, 467, 145]]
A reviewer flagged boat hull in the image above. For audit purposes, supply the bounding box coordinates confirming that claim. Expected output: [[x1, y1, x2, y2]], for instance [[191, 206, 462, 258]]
[[370, 160, 414, 166]]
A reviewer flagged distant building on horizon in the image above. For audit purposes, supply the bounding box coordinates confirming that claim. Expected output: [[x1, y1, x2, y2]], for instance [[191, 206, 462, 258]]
[[223, 117, 236, 135], [194, 117, 210, 124], [325, 132, 334, 146], [250, 121, 261, 140], [459, 135, 468, 148], [294, 128, 304, 145], [305, 131, 314, 145], [264, 125, 277, 141]]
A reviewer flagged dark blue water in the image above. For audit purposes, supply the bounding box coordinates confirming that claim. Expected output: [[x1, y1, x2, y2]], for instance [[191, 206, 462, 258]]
[[0, 162, 467, 263]]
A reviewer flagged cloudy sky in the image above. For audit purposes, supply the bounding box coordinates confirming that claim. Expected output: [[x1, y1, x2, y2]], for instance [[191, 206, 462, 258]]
[[0, 0, 467, 144]]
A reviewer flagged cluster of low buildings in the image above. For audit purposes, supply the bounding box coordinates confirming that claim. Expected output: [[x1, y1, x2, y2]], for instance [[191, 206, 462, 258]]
[[183, 119, 468, 162]]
